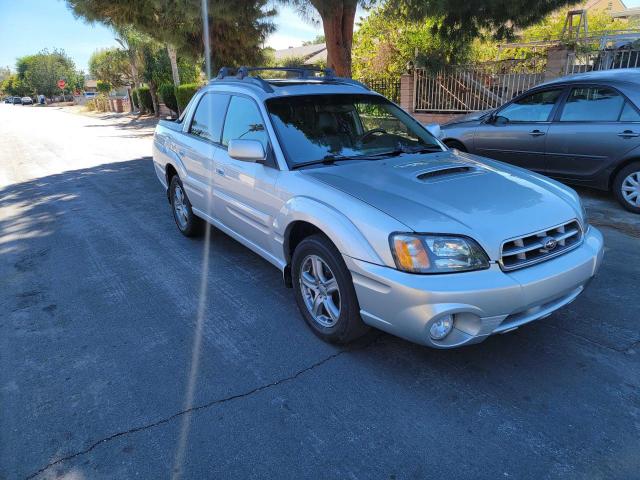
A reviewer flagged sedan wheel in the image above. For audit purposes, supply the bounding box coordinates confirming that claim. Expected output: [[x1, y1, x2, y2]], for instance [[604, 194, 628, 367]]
[[621, 171, 640, 208], [614, 162, 640, 214], [299, 254, 341, 328]]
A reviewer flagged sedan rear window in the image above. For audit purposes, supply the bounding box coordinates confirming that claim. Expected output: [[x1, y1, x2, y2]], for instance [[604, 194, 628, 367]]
[[560, 87, 625, 122]]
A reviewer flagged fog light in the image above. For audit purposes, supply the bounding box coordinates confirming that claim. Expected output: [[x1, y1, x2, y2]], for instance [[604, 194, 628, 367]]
[[430, 314, 454, 340]]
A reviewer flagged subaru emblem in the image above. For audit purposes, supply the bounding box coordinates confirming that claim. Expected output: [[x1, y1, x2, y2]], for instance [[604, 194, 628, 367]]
[[543, 237, 558, 251]]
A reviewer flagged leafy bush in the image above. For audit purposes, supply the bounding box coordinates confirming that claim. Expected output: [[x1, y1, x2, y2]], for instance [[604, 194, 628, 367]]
[[159, 83, 178, 114], [131, 89, 139, 110], [86, 94, 109, 112], [137, 86, 154, 114], [96, 80, 112, 93], [176, 83, 200, 112]]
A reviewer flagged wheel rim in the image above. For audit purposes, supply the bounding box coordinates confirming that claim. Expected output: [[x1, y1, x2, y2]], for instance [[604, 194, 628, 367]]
[[621, 171, 640, 207], [173, 184, 189, 229], [299, 254, 341, 328]]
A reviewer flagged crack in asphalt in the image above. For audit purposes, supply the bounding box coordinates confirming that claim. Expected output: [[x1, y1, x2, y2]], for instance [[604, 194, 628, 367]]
[[546, 323, 638, 354], [590, 219, 640, 239], [25, 340, 376, 479]]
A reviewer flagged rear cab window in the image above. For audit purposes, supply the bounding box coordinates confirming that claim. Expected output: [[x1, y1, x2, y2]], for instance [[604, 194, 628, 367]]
[[188, 92, 230, 144]]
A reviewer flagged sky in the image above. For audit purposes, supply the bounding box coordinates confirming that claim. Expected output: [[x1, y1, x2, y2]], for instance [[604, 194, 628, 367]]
[[0, 0, 639, 72]]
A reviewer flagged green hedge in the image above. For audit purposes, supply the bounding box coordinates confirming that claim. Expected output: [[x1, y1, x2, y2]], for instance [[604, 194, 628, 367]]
[[131, 89, 139, 110], [159, 83, 178, 114], [176, 83, 200, 112], [137, 86, 153, 114]]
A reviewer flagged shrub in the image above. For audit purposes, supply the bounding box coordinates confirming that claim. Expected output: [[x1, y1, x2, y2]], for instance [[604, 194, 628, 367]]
[[131, 89, 139, 110], [137, 86, 153, 114], [95, 94, 110, 112], [176, 83, 200, 112], [85, 98, 96, 111], [159, 83, 178, 114], [96, 80, 112, 93]]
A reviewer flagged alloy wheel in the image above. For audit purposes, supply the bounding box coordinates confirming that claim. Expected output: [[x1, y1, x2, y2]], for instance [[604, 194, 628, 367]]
[[173, 184, 189, 229], [621, 171, 640, 207], [299, 254, 341, 328]]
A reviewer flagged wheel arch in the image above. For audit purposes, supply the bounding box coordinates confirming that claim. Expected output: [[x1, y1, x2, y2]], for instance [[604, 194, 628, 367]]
[[277, 197, 386, 287], [609, 156, 640, 191]]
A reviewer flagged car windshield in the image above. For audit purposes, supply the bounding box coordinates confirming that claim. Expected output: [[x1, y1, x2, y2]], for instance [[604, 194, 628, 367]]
[[265, 94, 442, 167]]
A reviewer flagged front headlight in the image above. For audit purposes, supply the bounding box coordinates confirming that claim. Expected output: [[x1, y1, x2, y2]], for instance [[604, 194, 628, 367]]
[[579, 198, 589, 228], [390, 233, 490, 273]]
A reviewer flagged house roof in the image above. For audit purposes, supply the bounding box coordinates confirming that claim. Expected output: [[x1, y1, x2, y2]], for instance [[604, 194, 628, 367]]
[[612, 6, 640, 17], [273, 43, 327, 64]]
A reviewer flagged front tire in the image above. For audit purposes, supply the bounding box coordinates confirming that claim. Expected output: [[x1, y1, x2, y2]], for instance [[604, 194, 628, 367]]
[[169, 176, 204, 236], [292, 234, 369, 344], [613, 162, 640, 214]]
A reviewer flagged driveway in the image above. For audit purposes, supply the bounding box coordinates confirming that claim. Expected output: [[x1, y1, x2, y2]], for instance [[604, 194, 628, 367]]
[[1, 103, 638, 479]]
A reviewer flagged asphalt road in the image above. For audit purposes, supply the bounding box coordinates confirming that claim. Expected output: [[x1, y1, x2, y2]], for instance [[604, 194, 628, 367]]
[[1, 103, 639, 480]]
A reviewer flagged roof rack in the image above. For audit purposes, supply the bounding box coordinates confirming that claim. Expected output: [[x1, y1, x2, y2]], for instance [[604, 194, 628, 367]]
[[210, 66, 370, 93]]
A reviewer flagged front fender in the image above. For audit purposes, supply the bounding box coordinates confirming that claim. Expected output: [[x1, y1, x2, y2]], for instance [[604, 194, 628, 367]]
[[274, 196, 387, 266]]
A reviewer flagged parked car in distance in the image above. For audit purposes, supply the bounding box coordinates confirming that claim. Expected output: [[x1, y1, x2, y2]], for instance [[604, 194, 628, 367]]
[[440, 69, 640, 213], [21, 96, 33, 105], [153, 67, 603, 349], [3, 97, 13, 104], [12, 97, 22, 105]]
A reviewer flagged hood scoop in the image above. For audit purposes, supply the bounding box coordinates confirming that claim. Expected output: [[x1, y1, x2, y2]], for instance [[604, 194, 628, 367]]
[[416, 165, 481, 183]]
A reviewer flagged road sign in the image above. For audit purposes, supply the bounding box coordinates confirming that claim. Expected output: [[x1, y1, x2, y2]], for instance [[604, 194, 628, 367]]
[[57, 79, 66, 89]]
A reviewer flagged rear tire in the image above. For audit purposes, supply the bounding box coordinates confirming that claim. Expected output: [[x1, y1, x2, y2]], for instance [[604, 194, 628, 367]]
[[613, 162, 640, 214], [292, 234, 369, 344], [169, 176, 204, 236], [444, 140, 467, 152]]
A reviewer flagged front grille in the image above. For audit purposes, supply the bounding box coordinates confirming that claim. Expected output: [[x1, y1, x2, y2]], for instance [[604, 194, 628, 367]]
[[500, 220, 583, 271]]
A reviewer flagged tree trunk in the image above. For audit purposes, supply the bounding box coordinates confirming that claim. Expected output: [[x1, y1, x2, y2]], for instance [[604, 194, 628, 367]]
[[149, 82, 160, 118], [166, 44, 181, 114], [314, 0, 357, 77], [167, 44, 180, 86]]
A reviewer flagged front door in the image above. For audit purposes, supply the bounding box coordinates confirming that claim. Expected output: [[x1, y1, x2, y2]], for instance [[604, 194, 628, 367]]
[[545, 85, 640, 186], [472, 88, 564, 172]]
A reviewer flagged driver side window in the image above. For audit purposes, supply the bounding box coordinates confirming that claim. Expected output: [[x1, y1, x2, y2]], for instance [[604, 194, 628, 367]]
[[498, 89, 563, 123], [221, 96, 269, 149]]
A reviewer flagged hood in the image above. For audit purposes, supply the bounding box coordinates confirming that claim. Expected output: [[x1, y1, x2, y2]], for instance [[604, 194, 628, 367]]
[[442, 109, 493, 127], [303, 151, 580, 260]]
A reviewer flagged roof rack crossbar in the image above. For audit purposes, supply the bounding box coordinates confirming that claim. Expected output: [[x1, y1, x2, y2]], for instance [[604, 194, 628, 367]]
[[210, 66, 370, 93]]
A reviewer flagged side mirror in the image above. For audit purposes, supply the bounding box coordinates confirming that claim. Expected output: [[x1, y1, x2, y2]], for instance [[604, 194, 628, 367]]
[[424, 123, 442, 139], [493, 115, 509, 126], [228, 139, 266, 163]]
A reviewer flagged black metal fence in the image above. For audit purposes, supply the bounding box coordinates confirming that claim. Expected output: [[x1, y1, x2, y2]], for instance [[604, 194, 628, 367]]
[[361, 78, 401, 104]]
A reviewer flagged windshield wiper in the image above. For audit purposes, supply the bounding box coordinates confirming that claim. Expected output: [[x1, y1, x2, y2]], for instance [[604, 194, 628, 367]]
[[360, 145, 442, 159], [290, 154, 367, 170], [290, 146, 443, 170]]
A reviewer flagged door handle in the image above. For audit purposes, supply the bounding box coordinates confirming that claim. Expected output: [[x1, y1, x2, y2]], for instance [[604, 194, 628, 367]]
[[529, 130, 545, 137], [617, 130, 640, 138], [215, 168, 225, 176]]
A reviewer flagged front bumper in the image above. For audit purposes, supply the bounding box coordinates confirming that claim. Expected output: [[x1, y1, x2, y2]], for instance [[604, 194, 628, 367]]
[[344, 226, 604, 348]]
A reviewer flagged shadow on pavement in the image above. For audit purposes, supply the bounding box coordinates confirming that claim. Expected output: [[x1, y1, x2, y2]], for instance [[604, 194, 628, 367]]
[[1, 157, 639, 479]]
